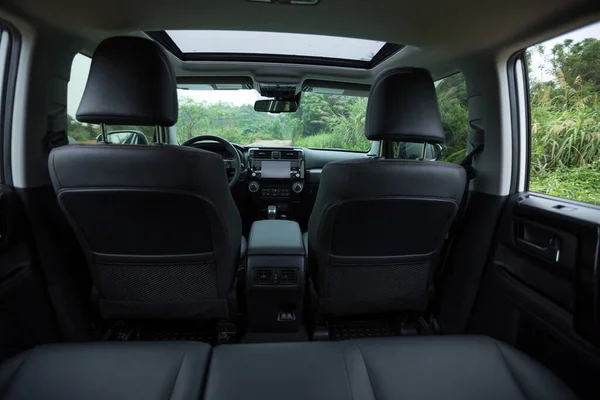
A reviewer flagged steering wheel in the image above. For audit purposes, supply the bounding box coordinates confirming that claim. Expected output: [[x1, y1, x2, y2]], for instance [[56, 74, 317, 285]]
[[182, 135, 241, 189]]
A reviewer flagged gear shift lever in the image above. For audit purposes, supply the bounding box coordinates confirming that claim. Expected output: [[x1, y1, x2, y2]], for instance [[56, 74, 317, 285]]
[[267, 205, 277, 220]]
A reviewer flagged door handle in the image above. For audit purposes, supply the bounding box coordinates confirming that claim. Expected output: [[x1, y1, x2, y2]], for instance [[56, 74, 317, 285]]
[[516, 223, 561, 263]]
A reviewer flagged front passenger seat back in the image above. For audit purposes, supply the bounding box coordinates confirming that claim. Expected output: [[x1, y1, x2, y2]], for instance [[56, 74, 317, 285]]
[[49, 37, 242, 321], [308, 68, 467, 316]]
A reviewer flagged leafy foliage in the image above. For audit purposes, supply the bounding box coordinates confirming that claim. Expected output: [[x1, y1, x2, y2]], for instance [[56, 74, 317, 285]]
[[551, 39, 600, 91], [529, 38, 600, 204], [436, 74, 469, 163], [67, 115, 99, 143], [291, 96, 370, 151], [176, 98, 293, 145], [172, 93, 372, 151]]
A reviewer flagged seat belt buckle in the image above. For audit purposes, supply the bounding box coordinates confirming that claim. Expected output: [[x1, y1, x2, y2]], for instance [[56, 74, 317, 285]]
[[216, 322, 237, 344]]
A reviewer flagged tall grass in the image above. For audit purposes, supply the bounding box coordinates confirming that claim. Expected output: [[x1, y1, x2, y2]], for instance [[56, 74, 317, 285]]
[[530, 74, 600, 173], [529, 69, 600, 204], [530, 162, 600, 204]]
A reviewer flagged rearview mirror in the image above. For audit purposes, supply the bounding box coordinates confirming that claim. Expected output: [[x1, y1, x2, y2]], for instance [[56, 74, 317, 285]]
[[96, 130, 149, 145], [254, 99, 298, 113]]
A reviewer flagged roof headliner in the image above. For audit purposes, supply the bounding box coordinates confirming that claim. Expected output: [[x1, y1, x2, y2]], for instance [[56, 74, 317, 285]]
[[3, 0, 599, 83], [6, 0, 593, 50]]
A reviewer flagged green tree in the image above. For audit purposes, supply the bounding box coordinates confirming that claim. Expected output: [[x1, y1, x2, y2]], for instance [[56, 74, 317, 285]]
[[177, 97, 206, 142], [551, 38, 600, 91], [67, 114, 99, 143], [435, 74, 469, 162]]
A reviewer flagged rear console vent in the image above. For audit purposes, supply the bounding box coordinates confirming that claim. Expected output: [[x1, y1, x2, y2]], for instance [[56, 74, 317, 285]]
[[254, 268, 274, 285], [279, 268, 298, 285], [253, 268, 299, 285]]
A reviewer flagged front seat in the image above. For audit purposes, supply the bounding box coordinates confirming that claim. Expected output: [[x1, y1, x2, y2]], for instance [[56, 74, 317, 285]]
[[48, 37, 242, 320], [307, 67, 467, 316]]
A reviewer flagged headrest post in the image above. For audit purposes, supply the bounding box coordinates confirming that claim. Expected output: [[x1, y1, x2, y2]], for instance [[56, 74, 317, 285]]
[[421, 142, 428, 160], [155, 125, 161, 144], [100, 123, 108, 144]]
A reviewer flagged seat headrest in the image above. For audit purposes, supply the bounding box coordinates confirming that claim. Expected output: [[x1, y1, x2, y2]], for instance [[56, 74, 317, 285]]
[[365, 67, 445, 143], [76, 36, 178, 126]]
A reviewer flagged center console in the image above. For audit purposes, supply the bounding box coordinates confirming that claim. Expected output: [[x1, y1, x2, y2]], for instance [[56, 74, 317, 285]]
[[246, 148, 305, 220], [245, 220, 305, 333]]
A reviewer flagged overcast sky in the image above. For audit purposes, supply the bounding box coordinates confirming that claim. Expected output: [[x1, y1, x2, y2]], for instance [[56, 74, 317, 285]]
[[67, 22, 600, 116]]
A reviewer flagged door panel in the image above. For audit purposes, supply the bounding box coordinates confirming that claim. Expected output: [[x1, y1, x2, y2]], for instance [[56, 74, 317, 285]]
[[469, 192, 600, 399]]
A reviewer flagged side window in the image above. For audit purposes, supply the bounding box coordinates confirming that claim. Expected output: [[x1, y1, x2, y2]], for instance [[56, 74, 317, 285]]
[[527, 22, 600, 205], [390, 72, 468, 162], [67, 53, 154, 144]]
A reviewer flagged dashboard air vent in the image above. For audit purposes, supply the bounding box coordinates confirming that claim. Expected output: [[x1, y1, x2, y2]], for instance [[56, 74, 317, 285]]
[[254, 268, 274, 285], [281, 150, 301, 160], [251, 149, 273, 159]]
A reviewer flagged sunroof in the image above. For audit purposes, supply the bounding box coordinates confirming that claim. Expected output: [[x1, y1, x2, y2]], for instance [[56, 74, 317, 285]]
[[165, 30, 387, 62]]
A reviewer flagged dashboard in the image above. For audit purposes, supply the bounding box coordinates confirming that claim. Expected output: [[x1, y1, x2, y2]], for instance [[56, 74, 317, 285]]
[[190, 141, 368, 181], [189, 141, 368, 231]]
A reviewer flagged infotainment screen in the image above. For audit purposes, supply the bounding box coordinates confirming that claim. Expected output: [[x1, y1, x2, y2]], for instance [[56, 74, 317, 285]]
[[261, 161, 291, 179]]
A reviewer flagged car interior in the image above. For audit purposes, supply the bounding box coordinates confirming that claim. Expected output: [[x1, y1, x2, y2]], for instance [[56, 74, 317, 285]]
[[0, 0, 600, 399]]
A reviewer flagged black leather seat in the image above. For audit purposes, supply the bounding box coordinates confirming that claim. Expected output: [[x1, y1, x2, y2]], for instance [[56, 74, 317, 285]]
[[0, 342, 211, 400], [48, 37, 242, 320], [307, 67, 467, 315], [206, 336, 577, 400], [0, 336, 577, 399]]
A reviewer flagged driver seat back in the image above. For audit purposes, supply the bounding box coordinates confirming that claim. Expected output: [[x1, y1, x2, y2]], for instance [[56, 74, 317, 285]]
[[48, 37, 241, 320]]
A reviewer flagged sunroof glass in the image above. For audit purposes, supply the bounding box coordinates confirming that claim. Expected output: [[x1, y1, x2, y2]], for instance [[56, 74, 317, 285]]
[[166, 30, 386, 61]]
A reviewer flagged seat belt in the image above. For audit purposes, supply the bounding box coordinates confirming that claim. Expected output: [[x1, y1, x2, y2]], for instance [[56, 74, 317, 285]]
[[460, 144, 484, 181], [44, 106, 69, 152], [431, 143, 485, 312], [455, 143, 484, 219], [33, 107, 95, 341]]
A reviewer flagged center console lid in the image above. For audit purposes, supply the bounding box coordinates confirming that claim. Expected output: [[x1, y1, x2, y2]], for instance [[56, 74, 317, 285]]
[[248, 220, 304, 256]]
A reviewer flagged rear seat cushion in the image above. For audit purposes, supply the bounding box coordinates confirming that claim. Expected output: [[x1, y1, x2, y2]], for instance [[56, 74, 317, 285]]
[[0, 336, 577, 400], [0, 342, 211, 400], [205, 335, 577, 400]]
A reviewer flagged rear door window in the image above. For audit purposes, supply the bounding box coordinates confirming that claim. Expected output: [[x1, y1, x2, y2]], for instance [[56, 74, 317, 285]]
[[526, 21, 600, 204]]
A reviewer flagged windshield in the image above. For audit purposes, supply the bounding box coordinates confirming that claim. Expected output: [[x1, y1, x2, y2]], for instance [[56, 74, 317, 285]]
[[176, 89, 371, 152]]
